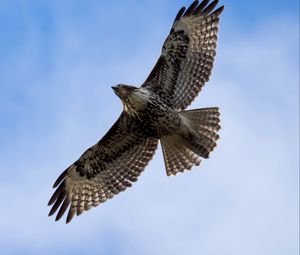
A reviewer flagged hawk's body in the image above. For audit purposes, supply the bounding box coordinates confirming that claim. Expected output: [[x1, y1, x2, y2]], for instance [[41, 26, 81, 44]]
[[48, 0, 224, 223]]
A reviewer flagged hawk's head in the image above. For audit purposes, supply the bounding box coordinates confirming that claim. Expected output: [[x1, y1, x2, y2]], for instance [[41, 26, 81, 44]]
[[112, 84, 150, 113]]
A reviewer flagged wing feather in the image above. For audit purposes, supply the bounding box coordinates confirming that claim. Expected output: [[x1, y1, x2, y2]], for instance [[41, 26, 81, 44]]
[[48, 112, 158, 223], [142, 0, 224, 110], [183, 0, 199, 16], [201, 0, 219, 15]]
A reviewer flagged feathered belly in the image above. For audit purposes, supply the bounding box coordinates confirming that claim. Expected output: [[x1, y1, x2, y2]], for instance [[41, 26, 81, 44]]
[[136, 103, 180, 138]]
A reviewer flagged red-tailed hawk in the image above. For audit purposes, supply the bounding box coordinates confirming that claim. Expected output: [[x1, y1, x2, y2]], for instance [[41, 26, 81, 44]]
[[48, 0, 224, 223]]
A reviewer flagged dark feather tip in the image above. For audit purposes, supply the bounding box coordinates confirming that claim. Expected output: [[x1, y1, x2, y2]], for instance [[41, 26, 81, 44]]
[[66, 208, 76, 224], [201, 0, 219, 15], [48, 181, 65, 206], [210, 5, 224, 16], [173, 7, 186, 24], [183, 0, 199, 16], [55, 197, 70, 222], [48, 192, 65, 216], [193, 0, 210, 14], [53, 169, 68, 188]]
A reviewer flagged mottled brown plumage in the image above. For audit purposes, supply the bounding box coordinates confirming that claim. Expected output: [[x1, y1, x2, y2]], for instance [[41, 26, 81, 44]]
[[48, 0, 224, 223], [143, 0, 223, 110], [49, 113, 158, 223]]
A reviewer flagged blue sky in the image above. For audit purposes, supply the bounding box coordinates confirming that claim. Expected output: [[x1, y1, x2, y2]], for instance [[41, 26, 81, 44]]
[[0, 0, 299, 254]]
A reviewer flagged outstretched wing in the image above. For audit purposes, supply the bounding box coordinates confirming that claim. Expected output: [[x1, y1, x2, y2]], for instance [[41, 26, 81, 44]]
[[142, 0, 224, 110], [48, 112, 158, 223]]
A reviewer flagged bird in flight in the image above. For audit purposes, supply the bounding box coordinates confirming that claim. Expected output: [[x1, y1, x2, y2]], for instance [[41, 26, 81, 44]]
[[48, 0, 224, 223]]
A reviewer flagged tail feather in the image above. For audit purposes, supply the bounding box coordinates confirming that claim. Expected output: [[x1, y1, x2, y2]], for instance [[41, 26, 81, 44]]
[[198, 126, 219, 141], [182, 107, 221, 130], [172, 146, 186, 171], [174, 145, 195, 170], [161, 107, 220, 176], [162, 139, 201, 176], [161, 141, 179, 175]]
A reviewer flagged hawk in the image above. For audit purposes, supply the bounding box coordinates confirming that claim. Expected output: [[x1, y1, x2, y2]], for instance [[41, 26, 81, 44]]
[[48, 0, 224, 223]]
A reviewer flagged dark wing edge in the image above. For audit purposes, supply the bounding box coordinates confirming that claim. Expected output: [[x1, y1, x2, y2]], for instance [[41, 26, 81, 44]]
[[48, 113, 158, 223], [142, 0, 224, 110]]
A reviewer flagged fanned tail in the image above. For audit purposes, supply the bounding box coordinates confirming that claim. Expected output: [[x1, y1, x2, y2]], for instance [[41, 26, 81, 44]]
[[161, 107, 220, 176]]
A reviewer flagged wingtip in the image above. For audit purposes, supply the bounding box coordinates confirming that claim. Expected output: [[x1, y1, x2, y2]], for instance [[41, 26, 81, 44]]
[[48, 180, 65, 206], [66, 213, 74, 224], [55, 212, 63, 222], [201, 0, 219, 15], [173, 6, 186, 24], [48, 208, 56, 217], [53, 169, 68, 188], [213, 5, 224, 15], [66, 207, 76, 223], [183, 0, 199, 17], [192, 0, 209, 15]]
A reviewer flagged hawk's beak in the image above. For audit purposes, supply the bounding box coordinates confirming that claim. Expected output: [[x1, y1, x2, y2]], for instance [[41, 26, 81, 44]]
[[112, 86, 119, 95]]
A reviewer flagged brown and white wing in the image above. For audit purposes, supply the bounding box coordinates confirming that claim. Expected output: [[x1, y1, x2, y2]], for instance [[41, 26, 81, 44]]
[[48, 112, 158, 223], [142, 0, 224, 110]]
